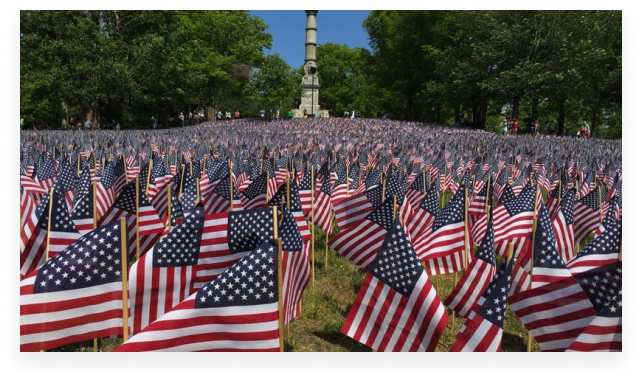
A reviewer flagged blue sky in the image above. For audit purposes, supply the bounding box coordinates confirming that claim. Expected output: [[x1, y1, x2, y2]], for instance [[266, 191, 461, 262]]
[[250, 10, 372, 69]]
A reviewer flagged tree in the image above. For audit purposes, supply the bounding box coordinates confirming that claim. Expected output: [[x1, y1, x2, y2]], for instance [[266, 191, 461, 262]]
[[244, 53, 301, 118]]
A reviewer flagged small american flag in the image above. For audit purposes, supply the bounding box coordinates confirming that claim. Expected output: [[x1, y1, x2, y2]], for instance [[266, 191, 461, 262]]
[[341, 217, 448, 351], [20, 220, 127, 351], [114, 240, 281, 352]]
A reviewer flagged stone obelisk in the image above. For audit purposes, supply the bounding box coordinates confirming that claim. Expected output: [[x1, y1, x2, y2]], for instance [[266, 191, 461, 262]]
[[296, 10, 326, 118]]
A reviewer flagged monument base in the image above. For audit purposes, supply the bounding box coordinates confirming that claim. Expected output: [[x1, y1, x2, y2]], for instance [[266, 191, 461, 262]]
[[290, 109, 329, 118]]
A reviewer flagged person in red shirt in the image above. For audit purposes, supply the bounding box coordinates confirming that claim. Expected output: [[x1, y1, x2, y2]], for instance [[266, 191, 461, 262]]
[[234, 109, 240, 119], [511, 118, 520, 135]]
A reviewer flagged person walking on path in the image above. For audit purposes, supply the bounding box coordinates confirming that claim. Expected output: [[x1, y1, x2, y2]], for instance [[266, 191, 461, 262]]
[[582, 121, 591, 138], [179, 112, 185, 127]]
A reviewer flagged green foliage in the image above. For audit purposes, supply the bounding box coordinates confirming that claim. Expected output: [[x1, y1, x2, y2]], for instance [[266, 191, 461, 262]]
[[244, 53, 301, 115]]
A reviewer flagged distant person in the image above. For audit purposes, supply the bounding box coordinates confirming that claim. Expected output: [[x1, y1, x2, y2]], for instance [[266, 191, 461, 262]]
[[524, 113, 533, 134], [151, 116, 157, 129], [288, 110, 293, 119], [194, 111, 199, 125], [234, 109, 240, 119], [276, 110, 280, 119], [260, 109, 265, 120], [501, 118, 509, 135], [582, 121, 591, 138], [217, 111, 222, 120], [350, 109, 355, 119], [84, 119, 91, 130], [179, 112, 185, 127], [225, 110, 231, 119], [20, 116, 24, 129], [511, 117, 519, 135], [303, 109, 308, 118]]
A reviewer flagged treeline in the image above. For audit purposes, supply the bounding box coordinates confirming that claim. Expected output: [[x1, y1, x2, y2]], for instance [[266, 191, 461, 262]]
[[20, 10, 281, 130], [315, 10, 621, 138], [21, 10, 621, 138]]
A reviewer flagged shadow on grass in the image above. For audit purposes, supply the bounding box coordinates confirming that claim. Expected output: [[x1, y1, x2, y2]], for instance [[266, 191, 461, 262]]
[[311, 327, 372, 352], [501, 332, 528, 352]]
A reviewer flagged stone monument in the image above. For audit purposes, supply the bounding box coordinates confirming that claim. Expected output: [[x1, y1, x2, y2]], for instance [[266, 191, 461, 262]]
[[292, 10, 328, 118]]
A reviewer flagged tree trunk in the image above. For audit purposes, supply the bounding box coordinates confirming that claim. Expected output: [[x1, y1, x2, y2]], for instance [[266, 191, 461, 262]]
[[454, 105, 460, 127], [206, 106, 217, 121], [472, 100, 487, 129], [405, 96, 413, 121], [85, 99, 100, 129], [532, 97, 539, 124], [556, 98, 566, 135], [511, 93, 522, 119], [436, 102, 441, 124], [61, 102, 69, 129]]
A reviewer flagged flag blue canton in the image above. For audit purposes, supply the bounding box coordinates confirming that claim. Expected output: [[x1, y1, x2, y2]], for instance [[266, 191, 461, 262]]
[[432, 187, 465, 232], [560, 188, 577, 224], [475, 211, 496, 265], [153, 204, 204, 267], [477, 252, 514, 327], [368, 218, 423, 298], [113, 181, 137, 213], [419, 183, 440, 216], [242, 173, 267, 199], [279, 208, 303, 252], [533, 207, 567, 270], [503, 184, 535, 215], [573, 261, 622, 313], [365, 197, 396, 231], [576, 217, 621, 258], [33, 221, 124, 293], [195, 240, 279, 308], [365, 184, 384, 207], [228, 208, 275, 253]]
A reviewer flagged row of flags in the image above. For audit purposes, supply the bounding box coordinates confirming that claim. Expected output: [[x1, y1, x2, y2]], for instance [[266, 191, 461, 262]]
[[19, 121, 622, 352]]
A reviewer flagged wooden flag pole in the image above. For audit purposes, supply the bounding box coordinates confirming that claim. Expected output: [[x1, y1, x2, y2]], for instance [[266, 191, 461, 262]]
[[272, 206, 284, 352], [167, 184, 172, 233], [464, 187, 469, 270], [45, 186, 55, 261], [286, 173, 291, 209], [526, 185, 540, 352], [146, 158, 153, 195], [119, 217, 129, 342], [381, 178, 386, 204], [229, 159, 234, 211], [135, 174, 140, 260], [310, 166, 315, 287], [598, 185, 603, 222], [196, 175, 200, 206], [325, 214, 332, 271], [179, 164, 186, 200], [93, 182, 99, 352]]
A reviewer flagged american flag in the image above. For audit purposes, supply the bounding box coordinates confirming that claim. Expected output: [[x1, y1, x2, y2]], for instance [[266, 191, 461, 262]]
[[405, 181, 440, 241], [330, 160, 350, 207], [573, 186, 605, 245], [70, 166, 95, 234], [20, 188, 81, 277], [54, 160, 79, 212], [404, 171, 426, 210], [450, 252, 514, 352], [194, 207, 275, 290], [161, 186, 184, 235], [20, 185, 37, 242], [579, 171, 595, 198], [34, 154, 57, 191], [280, 208, 311, 325], [298, 167, 314, 215], [567, 217, 621, 275], [531, 205, 574, 288], [545, 179, 564, 218], [128, 204, 205, 335], [384, 174, 414, 226], [179, 175, 199, 216], [492, 183, 536, 243], [509, 261, 622, 352], [445, 208, 497, 318], [240, 173, 269, 210], [341, 218, 448, 351], [114, 240, 281, 352], [566, 287, 621, 352], [202, 168, 244, 214], [594, 195, 620, 238], [329, 197, 397, 270], [96, 160, 117, 219], [98, 180, 164, 258], [268, 180, 311, 241], [413, 186, 471, 275], [552, 188, 577, 263], [20, 220, 127, 351], [309, 175, 334, 235]]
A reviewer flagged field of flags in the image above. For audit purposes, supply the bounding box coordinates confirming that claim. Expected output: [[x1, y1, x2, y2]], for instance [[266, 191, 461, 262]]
[[19, 118, 622, 352]]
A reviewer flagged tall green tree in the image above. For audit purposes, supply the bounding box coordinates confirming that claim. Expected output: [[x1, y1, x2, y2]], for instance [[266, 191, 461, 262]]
[[244, 53, 301, 117]]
